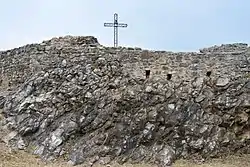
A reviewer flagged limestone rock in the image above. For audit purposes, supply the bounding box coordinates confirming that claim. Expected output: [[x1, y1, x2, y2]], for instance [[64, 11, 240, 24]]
[[216, 77, 230, 87], [0, 36, 249, 167], [200, 43, 248, 53], [0, 95, 5, 109]]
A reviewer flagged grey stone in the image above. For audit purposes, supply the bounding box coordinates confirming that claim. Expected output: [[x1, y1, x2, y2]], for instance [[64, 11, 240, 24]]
[[0, 35, 249, 167], [0, 95, 5, 109], [145, 86, 153, 93], [168, 104, 175, 110], [48, 128, 64, 151], [189, 138, 204, 149], [61, 59, 67, 67], [17, 138, 26, 150], [2, 131, 18, 144], [195, 94, 206, 103], [156, 146, 175, 167], [34, 145, 45, 156], [216, 77, 230, 86], [85, 92, 92, 98]]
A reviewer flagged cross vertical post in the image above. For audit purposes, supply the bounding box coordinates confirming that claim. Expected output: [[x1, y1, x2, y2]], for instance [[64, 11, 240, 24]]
[[114, 13, 118, 47], [104, 13, 128, 47]]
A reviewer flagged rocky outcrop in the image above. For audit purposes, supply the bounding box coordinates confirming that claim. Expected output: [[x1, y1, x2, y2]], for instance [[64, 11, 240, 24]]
[[199, 43, 248, 53], [0, 36, 250, 167]]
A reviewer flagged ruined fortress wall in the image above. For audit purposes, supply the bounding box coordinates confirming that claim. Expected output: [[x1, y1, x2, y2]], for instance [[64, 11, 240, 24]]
[[0, 36, 249, 91], [0, 36, 250, 166], [0, 36, 100, 91], [113, 44, 250, 85], [0, 44, 46, 90]]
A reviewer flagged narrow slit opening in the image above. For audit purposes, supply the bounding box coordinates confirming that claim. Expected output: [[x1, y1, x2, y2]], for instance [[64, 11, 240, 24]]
[[145, 70, 150, 78], [167, 74, 172, 80], [206, 71, 212, 77]]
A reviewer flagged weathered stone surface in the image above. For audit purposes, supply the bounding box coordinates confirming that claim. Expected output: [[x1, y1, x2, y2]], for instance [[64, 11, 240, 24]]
[[0, 36, 250, 167], [199, 43, 248, 53], [0, 95, 5, 109], [216, 77, 230, 86]]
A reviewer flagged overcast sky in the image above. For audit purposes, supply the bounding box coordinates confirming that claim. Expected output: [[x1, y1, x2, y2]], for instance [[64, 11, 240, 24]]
[[0, 0, 249, 51]]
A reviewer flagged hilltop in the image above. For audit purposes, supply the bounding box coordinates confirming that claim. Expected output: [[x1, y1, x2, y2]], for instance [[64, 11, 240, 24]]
[[0, 36, 249, 167]]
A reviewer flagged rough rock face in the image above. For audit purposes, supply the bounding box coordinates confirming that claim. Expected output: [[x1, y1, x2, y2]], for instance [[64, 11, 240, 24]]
[[0, 95, 5, 109], [0, 36, 250, 167], [199, 43, 248, 53]]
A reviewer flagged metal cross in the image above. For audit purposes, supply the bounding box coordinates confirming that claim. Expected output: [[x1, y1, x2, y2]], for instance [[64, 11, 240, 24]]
[[104, 13, 128, 47]]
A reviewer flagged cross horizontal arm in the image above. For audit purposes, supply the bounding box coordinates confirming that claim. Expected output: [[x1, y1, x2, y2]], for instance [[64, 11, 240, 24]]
[[118, 23, 128, 27], [104, 23, 128, 27], [104, 23, 114, 27]]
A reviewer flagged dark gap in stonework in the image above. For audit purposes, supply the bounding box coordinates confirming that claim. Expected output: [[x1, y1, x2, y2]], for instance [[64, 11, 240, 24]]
[[145, 70, 150, 78], [167, 74, 172, 80], [206, 71, 212, 77]]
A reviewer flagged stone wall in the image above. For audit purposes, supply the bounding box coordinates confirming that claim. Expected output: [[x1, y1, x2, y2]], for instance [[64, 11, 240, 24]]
[[0, 36, 100, 91], [121, 49, 249, 82], [0, 36, 250, 167], [0, 36, 249, 92]]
